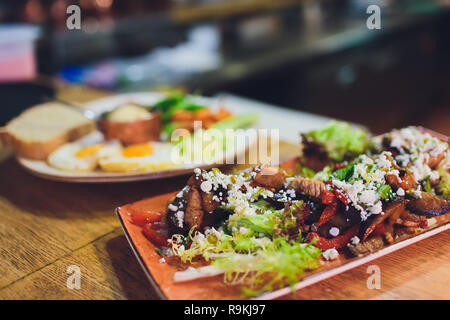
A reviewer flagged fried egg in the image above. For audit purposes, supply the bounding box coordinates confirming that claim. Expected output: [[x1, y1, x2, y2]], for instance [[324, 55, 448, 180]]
[[48, 142, 122, 172], [99, 142, 178, 173]]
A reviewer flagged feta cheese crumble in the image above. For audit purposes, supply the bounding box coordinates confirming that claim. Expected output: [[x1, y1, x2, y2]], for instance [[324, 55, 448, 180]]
[[329, 227, 340, 237], [322, 248, 339, 261]]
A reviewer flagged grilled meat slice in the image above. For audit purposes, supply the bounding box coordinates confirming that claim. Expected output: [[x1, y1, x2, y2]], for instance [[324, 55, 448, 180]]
[[184, 186, 204, 230], [287, 177, 325, 201], [201, 191, 220, 213], [165, 187, 190, 235], [428, 152, 445, 169], [406, 192, 450, 217], [363, 200, 409, 241], [385, 172, 416, 190], [254, 166, 286, 190], [348, 236, 385, 256], [383, 224, 395, 244]]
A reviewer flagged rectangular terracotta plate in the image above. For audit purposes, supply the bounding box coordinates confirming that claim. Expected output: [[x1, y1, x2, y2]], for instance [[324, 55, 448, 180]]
[[116, 127, 449, 299]]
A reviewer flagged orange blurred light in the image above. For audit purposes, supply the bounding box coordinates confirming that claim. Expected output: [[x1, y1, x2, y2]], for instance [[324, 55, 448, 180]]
[[96, 0, 113, 9]]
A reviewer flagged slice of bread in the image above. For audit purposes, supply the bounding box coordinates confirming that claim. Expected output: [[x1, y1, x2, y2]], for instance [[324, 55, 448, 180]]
[[1, 102, 95, 160]]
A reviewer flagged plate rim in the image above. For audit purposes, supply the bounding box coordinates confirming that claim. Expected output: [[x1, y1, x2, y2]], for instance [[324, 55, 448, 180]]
[[116, 207, 168, 300]]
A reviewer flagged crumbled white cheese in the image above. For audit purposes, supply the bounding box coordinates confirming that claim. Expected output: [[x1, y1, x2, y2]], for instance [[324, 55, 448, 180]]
[[168, 204, 178, 212], [329, 227, 340, 237], [369, 201, 383, 215], [427, 217, 437, 226], [200, 180, 212, 193], [286, 189, 296, 198], [322, 248, 339, 261], [360, 190, 378, 205], [350, 236, 360, 245], [396, 187, 405, 196], [386, 127, 449, 184], [376, 153, 391, 169], [430, 170, 440, 181], [175, 211, 184, 228]]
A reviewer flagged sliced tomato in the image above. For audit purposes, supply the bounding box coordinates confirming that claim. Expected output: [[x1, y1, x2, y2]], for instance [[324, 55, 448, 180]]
[[321, 189, 337, 205], [143, 223, 168, 247], [306, 224, 360, 250], [316, 204, 337, 226], [130, 211, 163, 226]]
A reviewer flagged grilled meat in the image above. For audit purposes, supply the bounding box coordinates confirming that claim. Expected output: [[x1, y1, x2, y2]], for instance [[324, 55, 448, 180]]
[[363, 200, 408, 241], [254, 166, 286, 190], [287, 177, 325, 201], [406, 192, 450, 216], [348, 236, 385, 256], [184, 186, 204, 230]]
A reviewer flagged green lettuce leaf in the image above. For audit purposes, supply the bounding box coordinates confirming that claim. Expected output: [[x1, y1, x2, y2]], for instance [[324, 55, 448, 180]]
[[303, 120, 371, 161], [437, 166, 450, 198]]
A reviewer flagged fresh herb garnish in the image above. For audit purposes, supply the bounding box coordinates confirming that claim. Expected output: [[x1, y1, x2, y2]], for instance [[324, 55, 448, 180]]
[[333, 163, 355, 182], [378, 184, 392, 199]]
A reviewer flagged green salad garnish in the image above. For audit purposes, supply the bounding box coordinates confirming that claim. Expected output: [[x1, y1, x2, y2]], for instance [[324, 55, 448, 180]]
[[303, 120, 371, 161], [170, 200, 322, 297], [437, 166, 450, 198]]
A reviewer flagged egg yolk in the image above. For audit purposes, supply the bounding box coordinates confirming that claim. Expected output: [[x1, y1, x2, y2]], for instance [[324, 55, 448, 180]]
[[75, 144, 105, 158], [122, 143, 154, 158]]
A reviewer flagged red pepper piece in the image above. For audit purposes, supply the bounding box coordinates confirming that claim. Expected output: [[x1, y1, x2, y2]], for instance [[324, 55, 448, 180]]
[[306, 224, 360, 250], [143, 223, 168, 247], [419, 217, 428, 228], [321, 189, 337, 205], [316, 204, 337, 226], [279, 157, 301, 175], [371, 222, 387, 237], [334, 188, 349, 205], [130, 211, 163, 226]]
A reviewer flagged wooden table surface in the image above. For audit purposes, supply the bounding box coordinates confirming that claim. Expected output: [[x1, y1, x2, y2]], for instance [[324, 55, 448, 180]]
[[0, 85, 449, 300]]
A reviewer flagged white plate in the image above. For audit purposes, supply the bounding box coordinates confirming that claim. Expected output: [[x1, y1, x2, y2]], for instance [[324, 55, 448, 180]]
[[17, 92, 257, 183]]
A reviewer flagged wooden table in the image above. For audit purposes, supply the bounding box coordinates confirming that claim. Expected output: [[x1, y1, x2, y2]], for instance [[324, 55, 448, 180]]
[[0, 85, 449, 300]]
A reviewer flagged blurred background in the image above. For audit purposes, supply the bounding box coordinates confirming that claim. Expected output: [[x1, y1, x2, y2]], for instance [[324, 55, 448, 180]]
[[0, 0, 450, 135]]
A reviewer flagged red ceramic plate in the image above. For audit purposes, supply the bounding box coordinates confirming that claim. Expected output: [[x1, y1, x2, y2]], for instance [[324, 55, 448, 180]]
[[116, 127, 450, 300]]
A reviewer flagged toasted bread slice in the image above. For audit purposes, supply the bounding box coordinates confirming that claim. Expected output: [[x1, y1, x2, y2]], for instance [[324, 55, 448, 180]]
[[1, 102, 95, 160]]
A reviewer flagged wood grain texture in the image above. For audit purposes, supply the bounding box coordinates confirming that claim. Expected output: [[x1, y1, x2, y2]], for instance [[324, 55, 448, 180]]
[[0, 85, 448, 300]]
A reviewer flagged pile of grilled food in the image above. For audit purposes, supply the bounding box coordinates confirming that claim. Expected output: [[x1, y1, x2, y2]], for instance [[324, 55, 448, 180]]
[[136, 122, 449, 295]]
